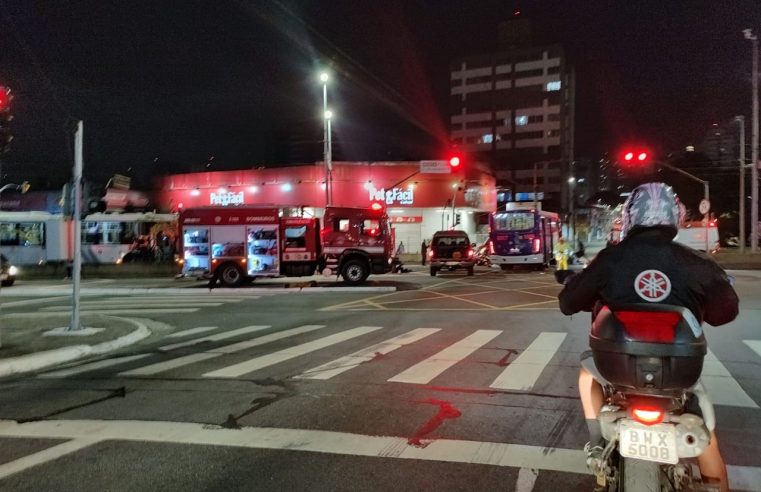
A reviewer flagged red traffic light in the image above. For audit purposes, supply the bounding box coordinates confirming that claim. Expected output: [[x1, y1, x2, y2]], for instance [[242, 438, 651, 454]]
[[449, 156, 461, 168], [621, 148, 650, 164], [0, 87, 11, 112]]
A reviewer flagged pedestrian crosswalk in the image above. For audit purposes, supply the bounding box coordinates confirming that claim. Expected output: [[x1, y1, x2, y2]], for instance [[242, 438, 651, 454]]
[[36, 323, 761, 409]]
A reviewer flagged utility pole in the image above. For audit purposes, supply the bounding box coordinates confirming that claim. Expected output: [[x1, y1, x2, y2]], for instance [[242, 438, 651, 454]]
[[745, 29, 759, 252], [737, 116, 746, 253], [70, 121, 83, 331]]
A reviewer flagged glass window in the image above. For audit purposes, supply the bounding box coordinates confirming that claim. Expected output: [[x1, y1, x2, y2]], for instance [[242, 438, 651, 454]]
[[434, 235, 468, 246], [333, 218, 350, 232], [284, 226, 307, 248], [0, 223, 18, 246], [361, 219, 381, 236], [494, 212, 535, 231], [18, 222, 44, 246], [82, 222, 101, 244], [102, 222, 123, 244]]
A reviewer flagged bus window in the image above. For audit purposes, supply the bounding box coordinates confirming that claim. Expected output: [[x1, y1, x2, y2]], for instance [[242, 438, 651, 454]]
[[0, 223, 18, 246], [493, 212, 535, 231], [18, 222, 44, 246], [284, 226, 307, 248]]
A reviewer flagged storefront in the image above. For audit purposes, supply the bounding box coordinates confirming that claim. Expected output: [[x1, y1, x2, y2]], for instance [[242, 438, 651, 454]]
[[156, 161, 497, 254]]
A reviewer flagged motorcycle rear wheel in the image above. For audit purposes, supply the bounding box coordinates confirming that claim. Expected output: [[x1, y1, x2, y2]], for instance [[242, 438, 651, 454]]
[[620, 457, 662, 491]]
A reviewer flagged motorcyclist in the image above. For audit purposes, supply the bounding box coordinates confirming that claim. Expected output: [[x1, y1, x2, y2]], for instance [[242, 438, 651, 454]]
[[558, 183, 738, 491]]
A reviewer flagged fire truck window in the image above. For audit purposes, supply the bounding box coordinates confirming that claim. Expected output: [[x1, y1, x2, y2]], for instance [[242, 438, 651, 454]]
[[333, 219, 350, 232], [361, 219, 381, 236], [284, 226, 307, 248]]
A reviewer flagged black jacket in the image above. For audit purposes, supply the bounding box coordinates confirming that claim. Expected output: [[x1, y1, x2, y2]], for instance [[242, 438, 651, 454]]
[[558, 227, 739, 326]]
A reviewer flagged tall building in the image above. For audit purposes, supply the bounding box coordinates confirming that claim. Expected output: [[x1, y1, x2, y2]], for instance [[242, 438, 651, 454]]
[[449, 19, 574, 211]]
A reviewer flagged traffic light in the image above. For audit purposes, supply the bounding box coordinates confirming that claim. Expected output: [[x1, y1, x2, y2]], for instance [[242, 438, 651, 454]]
[[449, 155, 461, 169], [0, 86, 13, 154], [621, 148, 651, 165]]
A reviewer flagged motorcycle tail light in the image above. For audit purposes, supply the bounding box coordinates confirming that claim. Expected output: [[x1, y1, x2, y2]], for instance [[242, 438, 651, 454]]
[[428, 249, 434, 258], [631, 407, 664, 425], [467, 249, 474, 258], [533, 238, 541, 253], [614, 311, 680, 343]]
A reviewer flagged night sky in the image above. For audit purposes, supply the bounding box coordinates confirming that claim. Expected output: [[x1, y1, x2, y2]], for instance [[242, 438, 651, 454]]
[[0, 1, 759, 190]]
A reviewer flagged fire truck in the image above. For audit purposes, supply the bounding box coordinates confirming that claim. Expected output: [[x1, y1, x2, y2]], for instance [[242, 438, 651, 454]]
[[178, 205, 394, 286]]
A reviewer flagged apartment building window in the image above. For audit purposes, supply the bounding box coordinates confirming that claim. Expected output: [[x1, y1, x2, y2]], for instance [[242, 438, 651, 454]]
[[466, 120, 491, 129], [466, 75, 492, 84], [545, 81, 561, 91], [548, 113, 561, 121], [546, 129, 561, 137], [547, 66, 560, 74]]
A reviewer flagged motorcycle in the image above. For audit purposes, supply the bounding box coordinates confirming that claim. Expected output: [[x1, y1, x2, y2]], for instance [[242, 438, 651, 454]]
[[555, 274, 719, 491]]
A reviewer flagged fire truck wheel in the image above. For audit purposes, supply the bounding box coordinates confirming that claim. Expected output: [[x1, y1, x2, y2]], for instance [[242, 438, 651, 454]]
[[341, 259, 369, 285], [218, 263, 245, 287]]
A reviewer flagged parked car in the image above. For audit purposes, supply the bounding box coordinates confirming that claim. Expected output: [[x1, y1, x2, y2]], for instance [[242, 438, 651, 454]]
[[1, 254, 18, 286], [428, 230, 476, 276]]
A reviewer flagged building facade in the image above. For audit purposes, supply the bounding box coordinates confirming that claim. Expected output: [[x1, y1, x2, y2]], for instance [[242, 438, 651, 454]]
[[156, 161, 497, 254], [449, 20, 574, 213]]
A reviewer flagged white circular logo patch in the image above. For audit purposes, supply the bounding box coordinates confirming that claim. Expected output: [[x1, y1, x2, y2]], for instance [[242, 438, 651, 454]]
[[634, 269, 671, 302]]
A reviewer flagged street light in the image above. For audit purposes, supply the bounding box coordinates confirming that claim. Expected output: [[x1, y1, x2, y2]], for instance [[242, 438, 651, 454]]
[[736, 115, 746, 253], [744, 29, 759, 252], [318, 71, 332, 207]]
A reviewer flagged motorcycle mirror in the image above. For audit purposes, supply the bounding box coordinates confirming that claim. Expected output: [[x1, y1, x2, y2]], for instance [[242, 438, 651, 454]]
[[554, 269, 576, 285]]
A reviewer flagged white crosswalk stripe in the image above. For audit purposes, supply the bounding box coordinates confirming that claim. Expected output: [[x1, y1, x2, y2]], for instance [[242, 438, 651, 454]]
[[120, 325, 324, 377], [295, 328, 441, 380], [387, 329, 501, 384], [18, 295, 255, 316], [203, 326, 383, 379], [490, 332, 566, 391], [37, 354, 153, 379], [701, 349, 759, 408], [159, 325, 272, 351], [165, 326, 219, 338]]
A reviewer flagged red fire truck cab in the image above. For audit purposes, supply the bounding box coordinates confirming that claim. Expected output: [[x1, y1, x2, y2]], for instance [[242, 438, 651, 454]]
[[179, 206, 393, 286]]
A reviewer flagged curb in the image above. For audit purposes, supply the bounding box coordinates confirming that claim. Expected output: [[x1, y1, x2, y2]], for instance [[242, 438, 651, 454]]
[[0, 286, 397, 297], [0, 318, 151, 378]]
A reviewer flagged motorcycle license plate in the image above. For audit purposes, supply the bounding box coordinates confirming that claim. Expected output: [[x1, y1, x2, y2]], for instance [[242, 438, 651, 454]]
[[619, 421, 678, 464]]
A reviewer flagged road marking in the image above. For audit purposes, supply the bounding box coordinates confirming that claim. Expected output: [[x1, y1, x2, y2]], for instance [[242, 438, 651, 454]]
[[295, 328, 441, 380], [0, 419, 584, 474], [159, 325, 272, 351], [0, 296, 70, 308], [166, 326, 219, 338], [0, 437, 100, 480], [0, 419, 757, 489], [744, 340, 761, 359], [203, 326, 382, 378], [121, 325, 324, 377], [701, 349, 759, 408], [388, 329, 501, 384], [37, 354, 152, 378], [5, 308, 200, 316], [515, 467, 539, 492], [490, 332, 567, 391]]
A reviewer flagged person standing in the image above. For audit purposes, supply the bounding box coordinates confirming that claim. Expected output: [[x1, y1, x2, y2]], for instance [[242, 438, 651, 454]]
[[421, 240, 428, 265]]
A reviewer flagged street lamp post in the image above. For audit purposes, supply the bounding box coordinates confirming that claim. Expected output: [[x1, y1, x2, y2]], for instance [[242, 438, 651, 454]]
[[744, 29, 759, 252], [319, 71, 333, 207], [736, 115, 746, 253], [568, 176, 576, 243]]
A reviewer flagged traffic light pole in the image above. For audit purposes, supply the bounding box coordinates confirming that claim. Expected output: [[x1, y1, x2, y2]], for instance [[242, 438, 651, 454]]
[[70, 121, 83, 332], [737, 115, 746, 253], [658, 161, 710, 251]]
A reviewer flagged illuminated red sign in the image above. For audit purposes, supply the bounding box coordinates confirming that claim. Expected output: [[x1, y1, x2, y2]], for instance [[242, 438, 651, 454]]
[[389, 216, 423, 223]]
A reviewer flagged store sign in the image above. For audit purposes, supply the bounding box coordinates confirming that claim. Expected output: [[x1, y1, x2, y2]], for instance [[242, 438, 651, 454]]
[[210, 191, 244, 206], [368, 186, 414, 205], [389, 216, 423, 223]]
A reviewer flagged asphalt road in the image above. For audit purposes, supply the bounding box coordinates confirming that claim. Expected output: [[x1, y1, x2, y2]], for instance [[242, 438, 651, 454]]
[[0, 267, 760, 491]]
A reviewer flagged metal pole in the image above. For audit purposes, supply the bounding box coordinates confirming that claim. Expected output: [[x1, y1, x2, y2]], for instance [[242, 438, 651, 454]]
[[327, 116, 333, 206], [533, 162, 538, 210], [704, 181, 710, 253], [738, 116, 746, 253], [322, 82, 329, 208], [748, 30, 759, 252], [70, 121, 83, 331]]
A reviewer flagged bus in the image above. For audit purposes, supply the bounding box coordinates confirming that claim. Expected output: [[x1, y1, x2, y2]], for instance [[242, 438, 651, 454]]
[[487, 203, 560, 269], [0, 211, 177, 266]]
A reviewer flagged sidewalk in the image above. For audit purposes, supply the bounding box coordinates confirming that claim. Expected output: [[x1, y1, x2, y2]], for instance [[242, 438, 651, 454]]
[[0, 314, 152, 378]]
